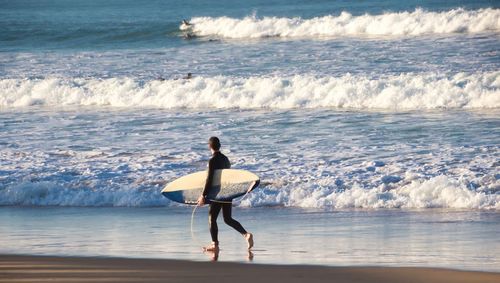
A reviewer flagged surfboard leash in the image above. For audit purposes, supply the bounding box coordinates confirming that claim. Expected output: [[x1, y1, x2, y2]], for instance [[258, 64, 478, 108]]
[[190, 204, 204, 248]]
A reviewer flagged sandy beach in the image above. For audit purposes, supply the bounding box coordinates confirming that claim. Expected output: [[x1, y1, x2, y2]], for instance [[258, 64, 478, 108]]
[[1, 255, 499, 283]]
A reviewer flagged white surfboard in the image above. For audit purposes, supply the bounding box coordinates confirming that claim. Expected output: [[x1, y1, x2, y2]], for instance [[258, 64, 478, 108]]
[[161, 169, 260, 205]]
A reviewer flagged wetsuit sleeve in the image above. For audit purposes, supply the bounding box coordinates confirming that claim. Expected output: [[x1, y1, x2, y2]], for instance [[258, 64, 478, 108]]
[[202, 158, 215, 197]]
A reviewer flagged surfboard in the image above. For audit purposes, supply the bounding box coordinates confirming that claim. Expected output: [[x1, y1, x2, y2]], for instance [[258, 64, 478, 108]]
[[161, 169, 260, 205]]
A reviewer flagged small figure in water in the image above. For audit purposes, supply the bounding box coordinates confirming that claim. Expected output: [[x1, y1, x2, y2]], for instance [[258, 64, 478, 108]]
[[180, 19, 192, 30], [180, 19, 196, 39], [197, 137, 254, 252], [183, 33, 196, 39], [183, 73, 192, 80]]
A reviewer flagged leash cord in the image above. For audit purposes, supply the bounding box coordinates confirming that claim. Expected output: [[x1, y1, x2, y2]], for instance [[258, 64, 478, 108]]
[[190, 191, 251, 248]]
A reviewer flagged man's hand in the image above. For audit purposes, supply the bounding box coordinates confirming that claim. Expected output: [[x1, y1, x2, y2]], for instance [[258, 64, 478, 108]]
[[197, 195, 205, 206]]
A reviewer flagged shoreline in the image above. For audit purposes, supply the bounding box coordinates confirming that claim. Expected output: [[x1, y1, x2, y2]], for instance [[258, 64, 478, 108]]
[[1, 254, 499, 283]]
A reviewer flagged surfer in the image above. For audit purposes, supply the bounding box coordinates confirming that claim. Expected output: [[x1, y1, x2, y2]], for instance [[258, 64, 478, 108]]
[[180, 19, 192, 30], [180, 19, 196, 39], [197, 136, 254, 252]]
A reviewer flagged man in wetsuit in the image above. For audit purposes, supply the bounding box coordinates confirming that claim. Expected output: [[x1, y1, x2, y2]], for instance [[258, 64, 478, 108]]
[[197, 136, 254, 252]]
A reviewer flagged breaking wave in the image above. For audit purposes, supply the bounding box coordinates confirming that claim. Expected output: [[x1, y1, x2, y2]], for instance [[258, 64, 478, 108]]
[[246, 176, 499, 210], [0, 176, 498, 209], [184, 8, 500, 39], [1, 72, 499, 110]]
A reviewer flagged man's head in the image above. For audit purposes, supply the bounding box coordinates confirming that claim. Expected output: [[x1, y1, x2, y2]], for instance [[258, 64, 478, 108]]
[[208, 136, 221, 152]]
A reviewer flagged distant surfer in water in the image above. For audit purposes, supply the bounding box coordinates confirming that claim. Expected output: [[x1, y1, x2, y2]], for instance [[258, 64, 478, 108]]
[[197, 136, 254, 252], [180, 19, 192, 30], [180, 19, 196, 39]]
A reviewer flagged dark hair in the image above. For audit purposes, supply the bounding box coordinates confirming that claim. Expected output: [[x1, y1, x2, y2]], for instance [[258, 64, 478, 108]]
[[208, 136, 221, 151]]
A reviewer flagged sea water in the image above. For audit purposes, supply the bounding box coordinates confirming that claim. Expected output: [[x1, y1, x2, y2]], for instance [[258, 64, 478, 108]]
[[0, 0, 499, 270], [0, 207, 499, 271]]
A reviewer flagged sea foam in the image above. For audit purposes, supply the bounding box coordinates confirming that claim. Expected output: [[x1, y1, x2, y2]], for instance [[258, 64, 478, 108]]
[[1, 72, 499, 110], [0, 175, 498, 209], [185, 8, 500, 39], [260, 176, 500, 210]]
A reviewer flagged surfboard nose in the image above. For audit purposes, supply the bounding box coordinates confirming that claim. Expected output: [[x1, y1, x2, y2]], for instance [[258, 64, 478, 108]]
[[162, 191, 184, 204], [249, 179, 260, 192]]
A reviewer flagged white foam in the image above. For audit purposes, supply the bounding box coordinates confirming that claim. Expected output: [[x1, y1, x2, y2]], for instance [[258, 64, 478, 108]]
[[1, 176, 498, 209], [245, 175, 500, 210], [1, 72, 499, 110], [0, 181, 168, 207], [186, 8, 500, 39]]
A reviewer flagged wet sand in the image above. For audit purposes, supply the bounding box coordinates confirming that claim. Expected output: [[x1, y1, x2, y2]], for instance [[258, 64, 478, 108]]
[[1, 255, 499, 283]]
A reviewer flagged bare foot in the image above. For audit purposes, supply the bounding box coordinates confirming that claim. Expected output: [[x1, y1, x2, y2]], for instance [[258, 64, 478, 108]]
[[245, 233, 254, 250], [204, 248, 219, 261], [203, 242, 219, 252]]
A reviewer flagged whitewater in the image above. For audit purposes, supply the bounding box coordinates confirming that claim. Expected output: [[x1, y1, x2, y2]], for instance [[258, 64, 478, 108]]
[[185, 8, 500, 39], [0, 2, 499, 211], [1, 108, 498, 209], [1, 72, 499, 109]]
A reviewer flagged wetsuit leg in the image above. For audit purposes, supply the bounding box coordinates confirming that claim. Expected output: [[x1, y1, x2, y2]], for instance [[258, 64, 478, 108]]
[[222, 203, 247, 235], [209, 203, 222, 243]]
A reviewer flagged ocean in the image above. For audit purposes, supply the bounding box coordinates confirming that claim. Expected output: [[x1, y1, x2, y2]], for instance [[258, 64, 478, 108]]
[[0, 0, 499, 271]]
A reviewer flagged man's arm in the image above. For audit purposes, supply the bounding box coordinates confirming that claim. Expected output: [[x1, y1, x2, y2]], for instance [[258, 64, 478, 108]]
[[202, 158, 215, 198]]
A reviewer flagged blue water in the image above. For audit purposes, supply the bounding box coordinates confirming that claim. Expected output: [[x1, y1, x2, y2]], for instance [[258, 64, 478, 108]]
[[0, 0, 499, 269], [1, 0, 498, 51], [1, 0, 499, 207], [1, 207, 499, 271]]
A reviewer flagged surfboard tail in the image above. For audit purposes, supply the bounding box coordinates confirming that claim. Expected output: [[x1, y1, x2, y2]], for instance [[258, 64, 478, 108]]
[[249, 180, 260, 193]]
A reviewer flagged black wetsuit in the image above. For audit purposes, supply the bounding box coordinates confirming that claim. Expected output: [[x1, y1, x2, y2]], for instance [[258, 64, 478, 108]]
[[203, 151, 247, 243]]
